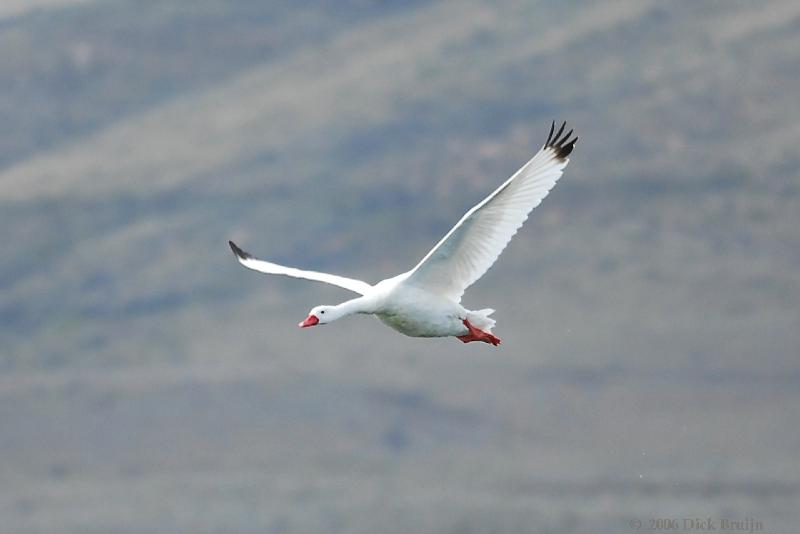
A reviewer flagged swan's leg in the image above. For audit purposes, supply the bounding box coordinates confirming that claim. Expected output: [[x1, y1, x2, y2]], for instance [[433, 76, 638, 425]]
[[456, 319, 502, 346]]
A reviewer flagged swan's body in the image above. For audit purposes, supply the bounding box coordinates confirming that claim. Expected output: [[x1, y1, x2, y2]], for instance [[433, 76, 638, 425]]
[[371, 276, 495, 338], [230, 122, 577, 346]]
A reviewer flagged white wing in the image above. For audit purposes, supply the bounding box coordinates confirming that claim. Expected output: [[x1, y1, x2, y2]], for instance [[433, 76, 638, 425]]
[[229, 241, 372, 295], [404, 121, 577, 302]]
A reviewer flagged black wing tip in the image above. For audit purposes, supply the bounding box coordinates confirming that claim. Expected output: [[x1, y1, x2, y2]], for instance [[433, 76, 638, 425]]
[[545, 120, 578, 161], [228, 240, 252, 260]]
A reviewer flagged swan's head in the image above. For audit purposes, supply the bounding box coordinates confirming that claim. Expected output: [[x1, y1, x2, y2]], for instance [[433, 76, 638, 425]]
[[299, 305, 338, 328]]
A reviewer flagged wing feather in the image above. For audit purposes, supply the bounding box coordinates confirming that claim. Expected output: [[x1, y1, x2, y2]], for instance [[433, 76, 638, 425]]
[[404, 121, 577, 301], [229, 241, 372, 295]]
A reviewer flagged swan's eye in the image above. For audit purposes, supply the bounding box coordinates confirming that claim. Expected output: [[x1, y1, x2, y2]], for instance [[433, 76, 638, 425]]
[[320, 310, 325, 314]]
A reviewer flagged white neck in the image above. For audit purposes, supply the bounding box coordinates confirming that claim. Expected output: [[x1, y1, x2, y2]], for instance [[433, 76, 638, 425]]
[[334, 295, 377, 318]]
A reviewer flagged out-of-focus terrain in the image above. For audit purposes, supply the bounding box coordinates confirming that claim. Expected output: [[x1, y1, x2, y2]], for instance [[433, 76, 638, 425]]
[[1, 1, 798, 532]]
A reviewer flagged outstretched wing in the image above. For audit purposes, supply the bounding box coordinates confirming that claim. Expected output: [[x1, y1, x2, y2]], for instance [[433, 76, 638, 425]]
[[403, 121, 577, 302], [229, 241, 373, 295]]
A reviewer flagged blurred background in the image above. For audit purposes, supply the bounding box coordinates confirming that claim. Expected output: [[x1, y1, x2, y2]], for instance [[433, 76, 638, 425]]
[[1, 0, 799, 532]]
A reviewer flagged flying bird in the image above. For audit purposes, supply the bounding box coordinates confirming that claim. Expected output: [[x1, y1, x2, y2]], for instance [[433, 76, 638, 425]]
[[229, 121, 577, 346]]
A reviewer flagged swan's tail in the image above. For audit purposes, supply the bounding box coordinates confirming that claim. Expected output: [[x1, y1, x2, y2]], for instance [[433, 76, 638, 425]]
[[467, 308, 496, 333]]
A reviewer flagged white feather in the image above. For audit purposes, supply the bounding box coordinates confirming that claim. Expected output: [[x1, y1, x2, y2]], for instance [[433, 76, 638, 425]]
[[229, 241, 372, 295], [403, 123, 575, 301]]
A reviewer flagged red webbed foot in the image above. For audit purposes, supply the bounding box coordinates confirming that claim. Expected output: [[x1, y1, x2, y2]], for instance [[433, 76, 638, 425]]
[[456, 319, 502, 346]]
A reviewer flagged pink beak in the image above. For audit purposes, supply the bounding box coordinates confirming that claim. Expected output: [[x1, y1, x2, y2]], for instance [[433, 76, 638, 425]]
[[299, 314, 319, 328]]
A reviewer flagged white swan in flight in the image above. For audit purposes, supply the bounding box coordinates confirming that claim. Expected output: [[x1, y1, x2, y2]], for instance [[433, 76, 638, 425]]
[[230, 121, 577, 346]]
